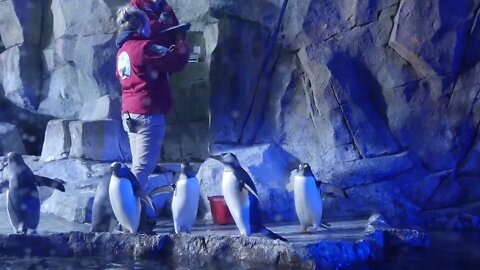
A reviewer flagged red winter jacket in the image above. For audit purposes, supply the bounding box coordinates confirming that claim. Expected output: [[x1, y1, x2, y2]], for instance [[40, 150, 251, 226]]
[[129, 0, 179, 47], [115, 32, 189, 115]]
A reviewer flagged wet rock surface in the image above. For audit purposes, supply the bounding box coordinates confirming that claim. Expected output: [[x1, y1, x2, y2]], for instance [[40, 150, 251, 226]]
[[0, 210, 429, 269]]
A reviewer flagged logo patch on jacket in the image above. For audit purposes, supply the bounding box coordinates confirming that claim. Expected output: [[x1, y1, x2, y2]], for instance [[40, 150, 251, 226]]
[[117, 51, 131, 80]]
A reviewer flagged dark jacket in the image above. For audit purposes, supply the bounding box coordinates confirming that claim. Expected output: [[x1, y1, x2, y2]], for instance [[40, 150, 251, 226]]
[[115, 31, 189, 115], [129, 0, 179, 47]]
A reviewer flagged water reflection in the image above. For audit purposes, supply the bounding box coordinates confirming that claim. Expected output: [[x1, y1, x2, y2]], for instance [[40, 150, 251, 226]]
[[344, 231, 480, 270], [0, 229, 479, 269]]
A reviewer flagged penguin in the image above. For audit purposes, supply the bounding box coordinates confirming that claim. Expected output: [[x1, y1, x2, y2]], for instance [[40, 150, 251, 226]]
[[91, 176, 117, 232], [0, 152, 66, 234], [108, 162, 156, 233], [209, 153, 287, 242], [150, 161, 200, 233], [287, 163, 347, 233]]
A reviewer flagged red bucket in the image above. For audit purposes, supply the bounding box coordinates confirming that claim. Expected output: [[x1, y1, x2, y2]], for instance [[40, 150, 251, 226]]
[[208, 195, 235, 225]]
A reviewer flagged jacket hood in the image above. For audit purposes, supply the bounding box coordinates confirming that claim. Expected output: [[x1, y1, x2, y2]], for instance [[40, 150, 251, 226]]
[[116, 31, 144, 48], [130, 0, 159, 19]]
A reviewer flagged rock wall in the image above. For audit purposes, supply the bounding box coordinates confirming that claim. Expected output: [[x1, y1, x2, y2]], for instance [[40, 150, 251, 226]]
[[204, 0, 480, 226], [1, 0, 479, 227], [0, 0, 212, 161]]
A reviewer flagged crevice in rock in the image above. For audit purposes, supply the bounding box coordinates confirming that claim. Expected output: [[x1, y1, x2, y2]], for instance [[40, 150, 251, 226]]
[[446, 3, 480, 108], [237, 0, 289, 145], [321, 21, 375, 43], [328, 80, 364, 159], [0, 37, 5, 54]]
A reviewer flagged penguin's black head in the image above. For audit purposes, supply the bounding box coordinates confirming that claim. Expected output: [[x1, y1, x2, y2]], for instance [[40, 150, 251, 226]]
[[180, 160, 195, 178], [297, 163, 314, 176], [110, 162, 127, 177], [209, 152, 240, 167], [6, 152, 24, 167]]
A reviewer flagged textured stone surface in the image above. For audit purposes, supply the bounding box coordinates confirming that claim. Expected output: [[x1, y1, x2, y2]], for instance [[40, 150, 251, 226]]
[[0, 122, 26, 156], [0, 0, 43, 48], [40, 119, 72, 162], [51, 0, 116, 38], [389, 0, 479, 77], [205, 0, 480, 227], [0, 215, 430, 269], [68, 120, 131, 162], [77, 95, 121, 121], [0, 44, 41, 109], [0, 98, 52, 155], [1, 0, 480, 229]]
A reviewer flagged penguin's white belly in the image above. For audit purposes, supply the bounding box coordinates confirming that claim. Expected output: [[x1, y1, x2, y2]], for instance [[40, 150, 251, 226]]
[[171, 177, 200, 233], [294, 176, 323, 227], [109, 177, 141, 233], [5, 190, 17, 231], [221, 171, 251, 235]]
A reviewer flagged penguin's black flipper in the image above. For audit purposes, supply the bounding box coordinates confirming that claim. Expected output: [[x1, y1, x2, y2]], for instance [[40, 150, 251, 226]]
[[260, 226, 288, 242], [0, 180, 9, 193], [34, 176, 66, 192], [136, 191, 156, 213], [241, 181, 261, 202], [150, 184, 176, 197]]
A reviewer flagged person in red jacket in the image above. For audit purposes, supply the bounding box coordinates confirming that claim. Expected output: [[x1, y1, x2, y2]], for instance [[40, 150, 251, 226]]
[[115, 5, 189, 232], [129, 0, 179, 47]]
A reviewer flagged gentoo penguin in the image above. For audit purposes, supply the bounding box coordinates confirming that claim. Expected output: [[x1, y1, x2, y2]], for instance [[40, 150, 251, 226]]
[[287, 163, 347, 232], [0, 152, 66, 234], [209, 153, 287, 242], [109, 162, 155, 233], [91, 176, 117, 232], [150, 161, 200, 233]]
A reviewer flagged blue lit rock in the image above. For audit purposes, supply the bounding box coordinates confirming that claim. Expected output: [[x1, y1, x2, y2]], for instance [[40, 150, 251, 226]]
[[51, 0, 116, 39], [0, 0, 42, 48], [0, 45, 41, 109], [68, 120, 131, 162], [40, 119, 72, 162], [77, 95, 121, 121], [0, 122, 26, 156], [0, 216, 430, 269]]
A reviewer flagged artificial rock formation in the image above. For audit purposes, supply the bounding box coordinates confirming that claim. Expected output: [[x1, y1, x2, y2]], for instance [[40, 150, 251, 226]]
[[0, 0, 479, 227]]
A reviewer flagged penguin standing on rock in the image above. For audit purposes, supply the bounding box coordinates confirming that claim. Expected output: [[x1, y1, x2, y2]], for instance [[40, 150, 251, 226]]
[[209, 153, 287, 242], [287, 163, 347, 233], [109, 162, 156, 233], [150, 161, 200, 234], [0, 152, 66, 234]]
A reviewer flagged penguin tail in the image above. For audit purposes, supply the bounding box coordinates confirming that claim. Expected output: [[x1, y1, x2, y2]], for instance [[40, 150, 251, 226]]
[[150, 184, 176, 197], [260, 226, 288, 242]]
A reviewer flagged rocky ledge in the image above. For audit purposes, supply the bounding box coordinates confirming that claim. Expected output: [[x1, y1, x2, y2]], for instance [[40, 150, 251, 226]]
[[0, 216, 429, 269]]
